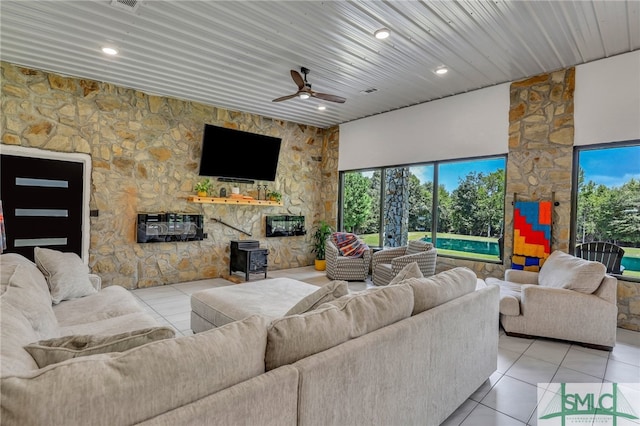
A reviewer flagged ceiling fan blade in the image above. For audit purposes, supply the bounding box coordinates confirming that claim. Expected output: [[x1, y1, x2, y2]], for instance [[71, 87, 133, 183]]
[[290, 70, 305, 90], [311, 92, 346, 103], [272, 92, 300, 102]]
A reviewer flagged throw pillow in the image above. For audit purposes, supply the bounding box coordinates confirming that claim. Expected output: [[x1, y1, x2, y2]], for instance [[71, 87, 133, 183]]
[[34, 247, 97, 304], [284, 280, 349, 315], [331, 232, 369, 258], [266, 284, 413, 371], [538, 250, 606, 294], [389, 261, 424, 285], [3, 264, 60, 340], [24, 326, 176, 368]]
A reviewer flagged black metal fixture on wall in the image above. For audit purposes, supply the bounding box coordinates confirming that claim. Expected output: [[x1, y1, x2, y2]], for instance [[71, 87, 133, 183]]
[[266, 215, 306, 237], [136, 213, 204, 243]]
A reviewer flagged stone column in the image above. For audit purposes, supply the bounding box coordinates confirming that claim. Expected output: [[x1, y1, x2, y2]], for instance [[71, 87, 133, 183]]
[[384, 167, 410, 247], [504, 68, 575, 262]]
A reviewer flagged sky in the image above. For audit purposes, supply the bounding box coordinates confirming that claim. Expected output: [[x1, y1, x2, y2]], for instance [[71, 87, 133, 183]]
[[361, 145, 638, 192], [579, 145, 640, 188], [412, 157, 506, 192]]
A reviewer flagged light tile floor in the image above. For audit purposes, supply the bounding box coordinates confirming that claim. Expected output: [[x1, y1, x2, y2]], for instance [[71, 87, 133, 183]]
[[131, 266, 640, 426]]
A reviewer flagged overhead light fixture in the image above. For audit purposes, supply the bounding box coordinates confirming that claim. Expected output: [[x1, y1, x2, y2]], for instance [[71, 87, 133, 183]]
[[435, 66, 448, 75], [317, 105, 326, 111], [374, 28, 390, 40], [299, 93, 310, 100], [101, 46, 119, 55]]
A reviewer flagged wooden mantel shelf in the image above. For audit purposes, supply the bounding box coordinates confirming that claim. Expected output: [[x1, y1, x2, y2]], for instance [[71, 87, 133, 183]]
[[187, 196, 283, 206]]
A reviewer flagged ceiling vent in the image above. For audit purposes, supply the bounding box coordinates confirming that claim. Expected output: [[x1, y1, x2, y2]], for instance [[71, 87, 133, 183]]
[[110, 0, 141, 12], [360, 88, 378, 95]]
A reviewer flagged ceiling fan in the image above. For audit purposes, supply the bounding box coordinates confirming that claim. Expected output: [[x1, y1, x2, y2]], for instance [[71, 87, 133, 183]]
[[272, 67, 346, 104]]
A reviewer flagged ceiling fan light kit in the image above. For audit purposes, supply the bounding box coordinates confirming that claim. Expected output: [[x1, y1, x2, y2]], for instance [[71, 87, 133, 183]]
[[272, 67, 346, 104]]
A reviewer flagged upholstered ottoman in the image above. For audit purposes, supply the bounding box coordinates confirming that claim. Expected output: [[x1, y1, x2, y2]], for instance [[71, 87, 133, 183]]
[[191, 277, 331, 333]]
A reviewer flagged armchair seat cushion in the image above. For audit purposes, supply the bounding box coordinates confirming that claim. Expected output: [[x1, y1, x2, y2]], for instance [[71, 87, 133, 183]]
[[486, 278, 522, 316]]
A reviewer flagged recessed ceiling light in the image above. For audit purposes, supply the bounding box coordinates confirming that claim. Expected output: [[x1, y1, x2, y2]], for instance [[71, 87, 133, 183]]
[[374, 28, 390, 40], [101, 46, 119, 55], [299, 93, 310, 100], [435, 67, 448, 75], [317, 105, 326, 111]]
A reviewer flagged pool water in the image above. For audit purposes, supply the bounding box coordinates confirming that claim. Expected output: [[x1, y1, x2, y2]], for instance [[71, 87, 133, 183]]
[[420, 236, 639, 274], [421, 237, 500, 257]]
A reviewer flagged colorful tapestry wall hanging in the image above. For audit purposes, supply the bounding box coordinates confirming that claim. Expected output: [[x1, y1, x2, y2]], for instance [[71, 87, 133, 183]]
[[512, 200, 552, 272]]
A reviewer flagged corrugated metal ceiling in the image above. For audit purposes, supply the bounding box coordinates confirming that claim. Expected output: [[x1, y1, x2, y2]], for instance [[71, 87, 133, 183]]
[[1, 1, 638, 128]]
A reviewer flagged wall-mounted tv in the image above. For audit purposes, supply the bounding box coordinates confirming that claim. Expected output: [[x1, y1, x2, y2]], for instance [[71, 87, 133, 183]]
[[198, 124, 282, 183]]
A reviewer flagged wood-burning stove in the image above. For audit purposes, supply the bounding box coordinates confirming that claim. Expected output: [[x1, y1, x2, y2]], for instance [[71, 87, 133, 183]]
[[229, 240, 268, 281]]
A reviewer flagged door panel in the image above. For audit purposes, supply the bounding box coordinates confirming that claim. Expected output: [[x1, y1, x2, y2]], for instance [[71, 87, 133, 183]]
[[1, 154, 84, 260]]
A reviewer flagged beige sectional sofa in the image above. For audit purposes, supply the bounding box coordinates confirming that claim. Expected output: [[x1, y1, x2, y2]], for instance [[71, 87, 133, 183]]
[[1, 252, 499, 426]]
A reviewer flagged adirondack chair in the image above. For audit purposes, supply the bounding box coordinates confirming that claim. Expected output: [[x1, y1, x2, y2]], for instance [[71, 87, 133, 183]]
[[575, 241, 625, 275]]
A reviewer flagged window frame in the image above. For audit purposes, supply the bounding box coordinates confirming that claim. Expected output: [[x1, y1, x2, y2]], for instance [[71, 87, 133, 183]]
[[571, 139, 640, 282], [339, 153, 507, 263]]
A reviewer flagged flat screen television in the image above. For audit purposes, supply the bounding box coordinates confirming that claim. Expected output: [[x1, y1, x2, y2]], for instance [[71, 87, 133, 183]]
[[198, 124, 282, 183]]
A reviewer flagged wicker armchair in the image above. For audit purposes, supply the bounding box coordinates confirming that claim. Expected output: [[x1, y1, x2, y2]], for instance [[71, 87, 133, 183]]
[[325, 238, 372, 281], [372, 240, 437, 286]]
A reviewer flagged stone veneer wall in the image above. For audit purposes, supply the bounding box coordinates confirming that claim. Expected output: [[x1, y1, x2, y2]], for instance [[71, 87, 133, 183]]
[[1, 62, 336, 289], [384, 167, 410, 247], [434, 67, 639, 330]]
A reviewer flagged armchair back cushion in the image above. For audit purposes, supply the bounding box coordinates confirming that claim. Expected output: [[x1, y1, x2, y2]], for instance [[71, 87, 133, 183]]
[[538, 251, 606, 294], [406, 240, 433, 255]]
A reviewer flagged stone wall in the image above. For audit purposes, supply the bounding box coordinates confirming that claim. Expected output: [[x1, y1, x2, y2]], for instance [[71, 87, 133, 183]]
[[384, 167, 410, 247], [1, 61, 334, 288]]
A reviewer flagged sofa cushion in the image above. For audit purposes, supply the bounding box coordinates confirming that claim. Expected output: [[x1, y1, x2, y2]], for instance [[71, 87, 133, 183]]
[[58, 312, 161, 337], [266, 284, 413, 371], [25, 326, 175, 368], [389, 261, 424, 285], [538, 250, 606, 294], [403, 267, 477, 315], [0, 315, 269, 426], [34, 247, 97, 304], [53, 285, 149, 327], [1, 264, 60, 340], [0, 299, 41, 377], [284, 280, 349, 315]]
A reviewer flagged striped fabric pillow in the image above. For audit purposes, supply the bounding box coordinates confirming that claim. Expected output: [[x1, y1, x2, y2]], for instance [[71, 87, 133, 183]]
[[331, 232, 369, 258]]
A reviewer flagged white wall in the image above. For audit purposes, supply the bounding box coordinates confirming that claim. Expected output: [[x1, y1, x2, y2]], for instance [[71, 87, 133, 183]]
[[338, 83, 510, 171], [339, 50, 640, 171], [574, 50, 640, 146]]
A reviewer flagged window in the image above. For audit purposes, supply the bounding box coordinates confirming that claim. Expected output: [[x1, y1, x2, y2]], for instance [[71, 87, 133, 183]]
[[339, 155, 506, 262], [340, 170, 382, 247], [573, 142, 640, 279]]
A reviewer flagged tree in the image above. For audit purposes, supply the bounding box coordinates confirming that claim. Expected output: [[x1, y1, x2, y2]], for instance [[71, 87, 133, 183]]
[[407, 174, 431, 231], [342, 172, 373, 233], [448, 170, 504, 237]]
